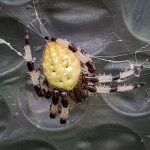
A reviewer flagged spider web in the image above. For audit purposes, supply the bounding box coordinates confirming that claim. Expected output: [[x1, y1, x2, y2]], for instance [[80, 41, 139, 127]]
[[0, 0, 149, 68], [0, 0, 150, 135]]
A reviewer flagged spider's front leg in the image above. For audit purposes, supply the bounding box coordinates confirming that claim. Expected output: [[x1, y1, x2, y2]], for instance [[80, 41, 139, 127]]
[[96, 82, 145, 93], [97, 65, 143, 83], [82, 67, 145, 93], [82, 74, 145, 94], [24, 29, 51, 98], [94, 65, 144, 93]]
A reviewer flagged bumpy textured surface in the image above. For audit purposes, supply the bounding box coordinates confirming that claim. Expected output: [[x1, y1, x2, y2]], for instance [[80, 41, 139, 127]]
[[42, 42, 81, 90]]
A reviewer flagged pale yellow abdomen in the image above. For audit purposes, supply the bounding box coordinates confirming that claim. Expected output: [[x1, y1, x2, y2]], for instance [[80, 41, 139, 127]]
[[42, 42, 81, 90]]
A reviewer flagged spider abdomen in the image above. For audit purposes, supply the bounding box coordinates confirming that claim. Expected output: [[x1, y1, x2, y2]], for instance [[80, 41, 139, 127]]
[[42, 41, 81, 90]]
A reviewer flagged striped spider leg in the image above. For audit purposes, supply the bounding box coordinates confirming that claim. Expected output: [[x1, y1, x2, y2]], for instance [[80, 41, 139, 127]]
[[49, 89, 69, 124], [24, 29, 52, 98], [96, 66, 144, 93]]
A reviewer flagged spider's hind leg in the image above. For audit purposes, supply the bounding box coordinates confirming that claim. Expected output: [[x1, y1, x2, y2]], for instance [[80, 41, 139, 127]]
[[49, 89, 59, 119], [60, 91, 68, 124], [49, 90, 69, 124]]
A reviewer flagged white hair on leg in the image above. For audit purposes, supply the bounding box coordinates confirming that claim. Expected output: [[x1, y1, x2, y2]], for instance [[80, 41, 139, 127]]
[[24, 45, 33, 62], [96, 85, 111, 93], [60, 107, 69, 120], [50, 103, 58, 115], [97, 66, 143, 83], [96, 82, 145, 93], [28, 70, 40, 86], [56, 38, 70, 46], [98, 74, 113, 83]]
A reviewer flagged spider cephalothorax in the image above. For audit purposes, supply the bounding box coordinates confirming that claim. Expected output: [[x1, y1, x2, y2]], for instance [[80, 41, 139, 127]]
[[24, 29, 144, 124]]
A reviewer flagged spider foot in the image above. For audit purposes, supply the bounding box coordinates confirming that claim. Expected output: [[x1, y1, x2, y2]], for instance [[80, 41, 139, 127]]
[[59, 107, 68, 124], [60, 118, 66, 124], [49, 113, 56, 119], [45, 91, 52, 99]]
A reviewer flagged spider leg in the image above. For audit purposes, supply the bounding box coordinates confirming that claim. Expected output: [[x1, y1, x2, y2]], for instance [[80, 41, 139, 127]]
[[83, 75, 99, 83], [42, 79, 52, 99], [49, 89, 59, 119], [96, 82, 145, 93], [81, 74, 98, 93], [60, 91, 68, 124], [97, 66, 143, 83], [24, 29, 51, 97], [69, 86, 88, 103], [82, 82, 97, 93]]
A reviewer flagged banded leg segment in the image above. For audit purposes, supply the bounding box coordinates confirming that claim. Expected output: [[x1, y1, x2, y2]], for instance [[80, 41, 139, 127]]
[[42, 80, 52, 99], [81, 82, 97, 93], [60, 91, 68, 124], [49, 89, 59, 119], [49, 90, 69, 124], [81, 75, 98, 93], [98, 66, 143, 83], [96, 82, 145, 93]]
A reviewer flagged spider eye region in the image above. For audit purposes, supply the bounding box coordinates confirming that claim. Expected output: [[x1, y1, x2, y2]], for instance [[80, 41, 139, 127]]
[[42, 41, 81, 90]]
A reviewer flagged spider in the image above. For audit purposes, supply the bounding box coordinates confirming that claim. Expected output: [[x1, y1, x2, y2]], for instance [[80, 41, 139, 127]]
[[24, 29, 144, 124]]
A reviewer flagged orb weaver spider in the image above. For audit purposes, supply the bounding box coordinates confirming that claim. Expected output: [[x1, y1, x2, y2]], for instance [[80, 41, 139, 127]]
[[24, 29, 144, 124]]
